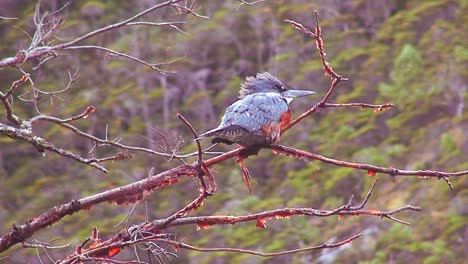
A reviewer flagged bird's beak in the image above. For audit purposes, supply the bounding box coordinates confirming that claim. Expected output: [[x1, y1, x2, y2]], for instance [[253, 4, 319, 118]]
[[283, 89, 316, 98]]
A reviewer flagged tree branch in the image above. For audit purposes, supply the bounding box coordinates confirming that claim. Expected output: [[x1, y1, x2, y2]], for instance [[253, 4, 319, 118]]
[[54, 178, 417, 261], [168, 178, 421, 228], [268, 144, 468, 179], [0, 75, 29, 125], [156, 233, 362, 257], [0, 0, 185, 70], [0, 123, 108, 173], [0, 164, 197, 253], [63, 45, 175, 73], [322, 102, 394, 111]]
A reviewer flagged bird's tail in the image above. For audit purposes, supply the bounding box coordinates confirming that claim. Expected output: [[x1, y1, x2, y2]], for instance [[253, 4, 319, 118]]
[[194, 127, 223, 141]]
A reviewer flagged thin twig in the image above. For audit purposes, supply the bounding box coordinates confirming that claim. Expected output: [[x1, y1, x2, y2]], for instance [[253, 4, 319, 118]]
[[23, 240, 73, 249], [282, 13, 349, 133], [0, 16, 18, 20], [30, 105, 95, 125], [0, 0, 185, 69], [322, 102, 394, 111], [177, 113, 215, 192], [63, 45, 174, 73], [28, 112, 222, 159], [157, 233, 362, 257], [0, 75, 29, 125], [236, 0, 269, 11], [170, 4, 210, 19], [0, 123, 108, 173]]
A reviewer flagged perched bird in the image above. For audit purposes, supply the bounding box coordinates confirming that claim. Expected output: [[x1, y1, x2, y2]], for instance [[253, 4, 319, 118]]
[[198, 72, 315, 147]]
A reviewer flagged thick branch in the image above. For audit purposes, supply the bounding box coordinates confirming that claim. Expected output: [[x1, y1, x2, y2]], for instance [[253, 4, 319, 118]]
[[56, 178, 413, 261], [59, 187, 211, 263], [0, 164, 197, 253]]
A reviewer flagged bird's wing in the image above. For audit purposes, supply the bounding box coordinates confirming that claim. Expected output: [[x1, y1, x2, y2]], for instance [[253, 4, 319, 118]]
[[219, 93, 289, 133]]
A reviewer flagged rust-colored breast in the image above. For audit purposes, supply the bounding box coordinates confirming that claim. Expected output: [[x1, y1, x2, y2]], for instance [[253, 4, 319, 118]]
[[280, 110, 292, 130]]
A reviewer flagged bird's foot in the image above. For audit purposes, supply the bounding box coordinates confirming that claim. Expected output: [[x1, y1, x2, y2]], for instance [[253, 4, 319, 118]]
[[236, 145, 263, 195], [237, 145, 262, 161], [237, 158, 253, 195]]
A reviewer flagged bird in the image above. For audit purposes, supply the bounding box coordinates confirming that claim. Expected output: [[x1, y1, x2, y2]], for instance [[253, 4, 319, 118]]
[[198, 72, 315, 147]]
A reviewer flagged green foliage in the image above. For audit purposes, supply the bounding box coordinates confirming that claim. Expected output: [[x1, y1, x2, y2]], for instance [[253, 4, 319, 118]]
[[440, 133, 457, 153], [392, 45, 423, 86]]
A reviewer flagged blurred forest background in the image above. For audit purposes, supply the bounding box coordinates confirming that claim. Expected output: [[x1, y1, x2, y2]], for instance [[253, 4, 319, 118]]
[[0, 0, 467, 263]]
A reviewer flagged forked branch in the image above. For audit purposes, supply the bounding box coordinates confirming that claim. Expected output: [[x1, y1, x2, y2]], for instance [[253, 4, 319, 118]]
[[56, 178, 416, 262]]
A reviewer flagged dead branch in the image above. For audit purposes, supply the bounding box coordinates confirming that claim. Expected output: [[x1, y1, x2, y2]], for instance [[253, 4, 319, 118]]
[[28, 111, 220, 161], [154, 233, 362, 257], [0, 75, 29, 125], [283, 13, 348, 133], [54, 178, 417, 262], [236, 0, 270, 11], [0, 164, 197, 253], [0, 1, 213, 172], [178, 113, 217, 193], [0, 123, 108, 173], [322, 102, 394, 111], [62, 45, 175, 73], [58, 187, 211, 263], [268, 144, 467, 180], [168, 178, 420, 228], [0, 0, 187, 70]]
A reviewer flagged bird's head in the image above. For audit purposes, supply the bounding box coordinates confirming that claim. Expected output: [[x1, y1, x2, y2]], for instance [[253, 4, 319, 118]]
[[239, 72, 315, 102]]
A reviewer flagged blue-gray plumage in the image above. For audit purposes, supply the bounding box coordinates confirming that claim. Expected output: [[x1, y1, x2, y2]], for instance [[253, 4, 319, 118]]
[[198, 72, 315, 147]]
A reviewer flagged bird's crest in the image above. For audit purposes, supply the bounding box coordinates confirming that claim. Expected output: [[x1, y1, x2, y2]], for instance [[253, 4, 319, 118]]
[[239, 72, 284, 98]]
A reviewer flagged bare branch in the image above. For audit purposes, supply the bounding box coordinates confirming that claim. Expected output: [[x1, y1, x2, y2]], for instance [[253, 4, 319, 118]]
[[59, 0, 184, 48], [168, 179, 420, 229], [0, 16, 18, 20], [0, 75, 28, 125], [322, 102, 394, 111], [63, 45, 175, 73], [156, 233, 362, 257], [0, 123, 108, 173], [30, 105, 95, 125], [28, 111, 222, 163], [55, 177, 411, 261], [170, 4, 210, 19], [178, 113, 216, 192], [126, 21, 192, 36], [158, 190, 211, 228], [0, 164, 198, 253], [0, 0, 185, 69], [282, 13, 349, 133], [236, 0, 270, 11], [269, 144, 468, 179], [23, 240, 73, 250]]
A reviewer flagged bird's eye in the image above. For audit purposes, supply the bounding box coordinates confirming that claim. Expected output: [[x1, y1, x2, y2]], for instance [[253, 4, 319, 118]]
[[276, 85, 286, 91]]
